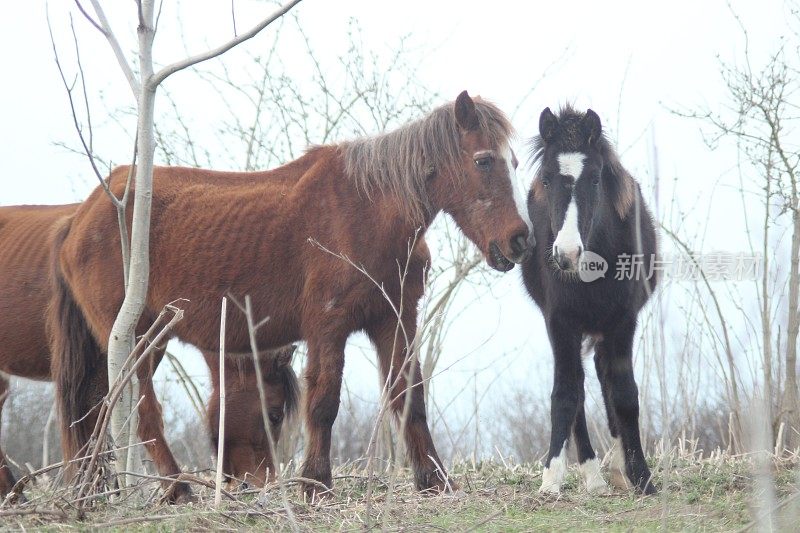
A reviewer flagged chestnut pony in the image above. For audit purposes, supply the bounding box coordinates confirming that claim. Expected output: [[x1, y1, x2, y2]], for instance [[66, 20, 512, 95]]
[[50, 91, 530, 498], [0, 204, 298, 503]]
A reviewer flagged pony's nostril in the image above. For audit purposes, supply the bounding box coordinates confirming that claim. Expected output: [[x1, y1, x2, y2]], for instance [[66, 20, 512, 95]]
[[577, 245, 584, 257], [511, 233, 528, 257]]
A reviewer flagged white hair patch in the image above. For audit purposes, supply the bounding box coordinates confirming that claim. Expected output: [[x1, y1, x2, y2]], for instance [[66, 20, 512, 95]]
[[558, 152, 586, 179]]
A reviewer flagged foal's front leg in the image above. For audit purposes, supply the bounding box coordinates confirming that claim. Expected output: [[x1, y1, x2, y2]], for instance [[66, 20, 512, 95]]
[[366, 314, 451, 494], [299, 336, 346, 501], [540, 318, 583, 494]]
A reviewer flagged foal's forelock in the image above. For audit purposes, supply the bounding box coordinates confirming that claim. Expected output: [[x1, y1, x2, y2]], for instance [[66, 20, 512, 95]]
[[342, 99, 513, 224]]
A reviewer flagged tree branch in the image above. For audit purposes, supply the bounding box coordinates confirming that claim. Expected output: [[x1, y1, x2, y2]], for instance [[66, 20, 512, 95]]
[[85, 0, 141, 97], [149, 0, 304, 88]]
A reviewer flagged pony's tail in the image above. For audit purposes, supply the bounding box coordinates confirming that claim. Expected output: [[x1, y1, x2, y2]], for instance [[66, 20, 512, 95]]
[[48, 217, 106, 469]]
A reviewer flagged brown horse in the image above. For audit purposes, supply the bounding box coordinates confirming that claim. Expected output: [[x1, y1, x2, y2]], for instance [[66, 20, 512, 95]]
[[50, 91, 530, 499], [0, 204, 297, 503]]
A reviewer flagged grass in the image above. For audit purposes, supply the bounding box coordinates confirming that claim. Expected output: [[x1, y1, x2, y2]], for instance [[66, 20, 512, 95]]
[[2, 451, 799, 531]]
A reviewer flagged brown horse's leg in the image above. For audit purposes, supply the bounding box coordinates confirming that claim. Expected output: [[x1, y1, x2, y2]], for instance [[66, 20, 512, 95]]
[[299, 336, 346, 501], [366, 314, 451, 494], [136, 347, 193, 503], [0, 375, 22, 503]]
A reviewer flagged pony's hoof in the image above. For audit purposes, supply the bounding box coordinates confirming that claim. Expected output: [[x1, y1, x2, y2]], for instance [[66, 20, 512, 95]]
[[163, 482, 194, 505], [417, 470, 458, 495], [301, 481, 332, 504], [3, 491, 27, 505]]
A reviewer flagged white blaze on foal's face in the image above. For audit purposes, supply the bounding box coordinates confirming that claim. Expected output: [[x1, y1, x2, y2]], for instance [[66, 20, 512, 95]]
[[552, 152, 586, 266]]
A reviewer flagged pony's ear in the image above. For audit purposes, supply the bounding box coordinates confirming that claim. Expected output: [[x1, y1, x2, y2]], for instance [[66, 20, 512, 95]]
[[454, 90, 479, 131], [275, 344, 296, 368], [539, 107, 559, 143], [581, 109, 602, 146]]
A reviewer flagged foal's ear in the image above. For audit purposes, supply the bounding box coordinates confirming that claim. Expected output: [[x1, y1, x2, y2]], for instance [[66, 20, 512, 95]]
[[275, 344, 297, 368], [454, 90, 479, 131], [539, 107, 559, 143], [581, 109, 602, 146]]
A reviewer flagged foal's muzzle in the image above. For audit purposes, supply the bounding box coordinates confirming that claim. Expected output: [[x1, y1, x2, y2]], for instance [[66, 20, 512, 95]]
[[553, 244, 583, 272]]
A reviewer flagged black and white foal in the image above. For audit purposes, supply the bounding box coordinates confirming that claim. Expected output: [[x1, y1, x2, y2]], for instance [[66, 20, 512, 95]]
[[522, 106, 658, 495]]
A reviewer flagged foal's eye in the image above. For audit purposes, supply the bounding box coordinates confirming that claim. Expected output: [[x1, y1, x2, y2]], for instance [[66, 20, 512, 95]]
[[474, 156, 493, 170], [542, 178, 550, 188], [592, 176, 600, 186], [268, 411, 284, 425]]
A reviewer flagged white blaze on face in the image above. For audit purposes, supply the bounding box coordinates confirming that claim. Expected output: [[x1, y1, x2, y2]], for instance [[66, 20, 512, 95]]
[[539, 439, 569, 494], [552, 152, 586, 262], [503, 144, 532, 231]]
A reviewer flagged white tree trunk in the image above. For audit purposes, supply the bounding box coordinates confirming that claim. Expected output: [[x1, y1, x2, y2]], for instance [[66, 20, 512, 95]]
[[106, 0, 156, 486]]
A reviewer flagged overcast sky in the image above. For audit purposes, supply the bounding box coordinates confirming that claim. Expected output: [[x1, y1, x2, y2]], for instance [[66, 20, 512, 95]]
[[1, 1, 796, 449]]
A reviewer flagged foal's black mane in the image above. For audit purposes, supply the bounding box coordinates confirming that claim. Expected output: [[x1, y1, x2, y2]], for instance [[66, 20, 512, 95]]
[[527, 105, 631, 184]]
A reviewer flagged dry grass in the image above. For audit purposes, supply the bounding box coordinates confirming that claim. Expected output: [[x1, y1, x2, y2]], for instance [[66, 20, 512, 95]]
[[3, 447, 799, 532]]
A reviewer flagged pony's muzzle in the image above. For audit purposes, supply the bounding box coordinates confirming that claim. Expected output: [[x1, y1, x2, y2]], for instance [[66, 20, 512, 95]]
[[508, 231, 530, 263], [553, 244, 583, 271]]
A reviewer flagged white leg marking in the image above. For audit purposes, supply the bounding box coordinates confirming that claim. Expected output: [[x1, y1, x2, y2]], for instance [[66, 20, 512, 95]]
[[539, 440, 569, 494], [610, 436, 632, 490], [579, 458, 610, 494], [557, 152, 586, 179], [503, 144, 532, 231], [553, 199, 583, 260]]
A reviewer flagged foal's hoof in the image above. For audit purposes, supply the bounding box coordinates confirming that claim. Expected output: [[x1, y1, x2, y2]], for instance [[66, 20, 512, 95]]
[[610, 468, 632, 491], [538, 480, 561, 495], [636, 479, 658, 496], [584, 477, 612, 495]]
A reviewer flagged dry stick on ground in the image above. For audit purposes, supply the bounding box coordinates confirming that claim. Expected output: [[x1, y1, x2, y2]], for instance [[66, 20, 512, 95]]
[[3, 438, 155, 507], [214, 297, 227, 508], [226, 294, 299, 532]]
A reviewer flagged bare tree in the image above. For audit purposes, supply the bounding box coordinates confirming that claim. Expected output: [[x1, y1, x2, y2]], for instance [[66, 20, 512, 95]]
[[60, 0, 303, 488], [677, 7, 799, 448]]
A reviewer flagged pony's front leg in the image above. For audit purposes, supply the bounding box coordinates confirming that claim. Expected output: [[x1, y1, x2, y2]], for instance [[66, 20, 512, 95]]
[[540, 318, 583, 494], [366, 314, 452, 494], [299, 335, 346, 502], [136, 346, 193, 503], [602, 319, 656, 495]]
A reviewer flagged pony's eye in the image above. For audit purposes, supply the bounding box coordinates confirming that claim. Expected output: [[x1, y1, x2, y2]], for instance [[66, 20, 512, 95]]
[[268, 411, 284, 425], [474, 156, 493, 170], [542, 178, 550, 188], [592, 176, 600, 186]]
